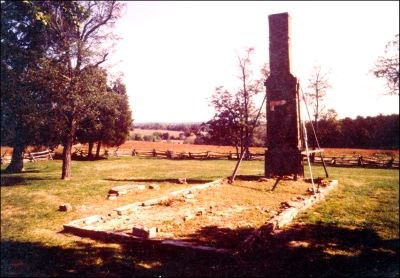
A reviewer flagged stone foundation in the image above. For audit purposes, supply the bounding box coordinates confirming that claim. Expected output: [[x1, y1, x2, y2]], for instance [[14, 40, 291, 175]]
[[64, 179, 339, 255]]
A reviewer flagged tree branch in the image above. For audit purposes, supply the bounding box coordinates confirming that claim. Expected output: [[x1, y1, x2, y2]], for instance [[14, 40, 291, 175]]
[[82, 2, 115, 43], [82, 53, 108, 71]]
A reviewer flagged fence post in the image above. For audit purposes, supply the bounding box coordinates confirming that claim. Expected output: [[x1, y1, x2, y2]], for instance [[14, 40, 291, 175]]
[[357, 155, 363, 167]]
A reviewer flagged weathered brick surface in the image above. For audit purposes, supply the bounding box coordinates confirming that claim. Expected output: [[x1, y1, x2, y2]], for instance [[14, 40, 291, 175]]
[[265, 12, 303, 177]]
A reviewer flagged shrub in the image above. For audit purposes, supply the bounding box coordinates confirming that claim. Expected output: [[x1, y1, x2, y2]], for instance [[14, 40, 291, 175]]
[[132, 133, 143, 141]]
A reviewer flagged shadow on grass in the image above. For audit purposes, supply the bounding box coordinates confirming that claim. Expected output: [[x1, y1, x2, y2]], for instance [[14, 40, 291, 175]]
[[232, 175, 263, 181], [0, 167, 58, 186], [228, 178, 267, 192], [0, 168, 41, 174], [0, 175, 51, 187], [232, 175, 305, 182], [49, 153, 107, 161], [103, 178, 214, 184], [2, 224, 398, 277], [70, 156, 108, 161], [229, 175, 317, 192]]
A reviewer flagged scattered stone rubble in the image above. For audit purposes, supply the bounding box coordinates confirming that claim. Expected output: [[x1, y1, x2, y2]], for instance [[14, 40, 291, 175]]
[[59, 203, 72, 212], [107, 179, 190, 200], [149, 183, 160, 190]]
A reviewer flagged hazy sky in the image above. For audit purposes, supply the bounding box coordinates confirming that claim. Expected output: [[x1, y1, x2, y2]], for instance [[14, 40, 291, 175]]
[[106, 1, 399, 123]]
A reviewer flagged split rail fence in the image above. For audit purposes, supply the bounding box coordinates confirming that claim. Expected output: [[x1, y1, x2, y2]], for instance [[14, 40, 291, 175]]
[[24, 149, 54, 162], [107, 148, 399, 169], [1, 149, 54, 164], [2, 147, 397, 169], [311, 155, 399, 169], [113, 148, 265, 161]]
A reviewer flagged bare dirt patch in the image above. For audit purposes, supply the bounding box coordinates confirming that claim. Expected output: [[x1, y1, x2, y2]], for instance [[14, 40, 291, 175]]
[[64, 177, 321, 250]]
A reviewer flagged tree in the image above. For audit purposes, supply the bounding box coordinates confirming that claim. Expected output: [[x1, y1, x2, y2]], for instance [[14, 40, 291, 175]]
[[98, 78, 133, 153], [1, 0, 53, 173], [207, 48, 269, 157], [372, 34, 399, 95], [71, 67, 106, 158], [236, 48, 268, 155], [30, 1, 124, 179], [304, 65, 331, 147], [207, 87, 242, 152], [305, 113, 399, 149], [161, 132, 170, 140], [306, 109, 341, 148], [133, 133, 143, 141]]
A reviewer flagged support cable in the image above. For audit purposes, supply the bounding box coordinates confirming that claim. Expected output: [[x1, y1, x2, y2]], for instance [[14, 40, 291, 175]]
[[299, 85, 329, 178], [301, 118, 316, 193], [229, 93, 267, 184]]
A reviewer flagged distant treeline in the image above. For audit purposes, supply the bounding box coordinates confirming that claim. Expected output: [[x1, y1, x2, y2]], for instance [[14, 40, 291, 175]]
[[133, 114, 399, 150], [305, 114, 399, 150], [133, 122, 202, 134]]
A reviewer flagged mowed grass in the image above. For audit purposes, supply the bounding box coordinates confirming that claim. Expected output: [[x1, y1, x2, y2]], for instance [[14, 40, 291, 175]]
[[297, 166, 399, 239], [1, 157, 399, 277]]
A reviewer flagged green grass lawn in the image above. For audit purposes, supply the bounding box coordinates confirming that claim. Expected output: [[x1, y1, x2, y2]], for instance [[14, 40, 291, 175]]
[[1, 157, 399, 277]]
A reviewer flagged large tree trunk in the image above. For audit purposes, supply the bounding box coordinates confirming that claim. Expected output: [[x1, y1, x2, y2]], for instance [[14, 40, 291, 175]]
[[61, 135, 73, 180], [95, 141, 101, 158], [61, 121, 76, 180], [88, 141, 94, 159], [5, 143, 25, 173]]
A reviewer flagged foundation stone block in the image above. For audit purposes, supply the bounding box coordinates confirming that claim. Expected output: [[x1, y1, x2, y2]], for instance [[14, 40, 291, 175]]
[[109, 184, 146, 196], [132, 226, 157, 239]]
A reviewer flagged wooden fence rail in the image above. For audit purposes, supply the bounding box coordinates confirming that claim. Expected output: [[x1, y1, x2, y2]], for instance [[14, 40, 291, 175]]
[[311, 155, 399, 169], [24, 149, 54, 162], [125, 149, 399, 168], [1, 151, 10, 165], [108, 148, 398, 168], [121, 148, 265, 161]]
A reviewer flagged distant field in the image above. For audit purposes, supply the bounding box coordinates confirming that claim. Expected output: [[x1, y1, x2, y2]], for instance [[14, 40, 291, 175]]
[[118, 140, 265, 154], [130, 128, 182, 137]]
